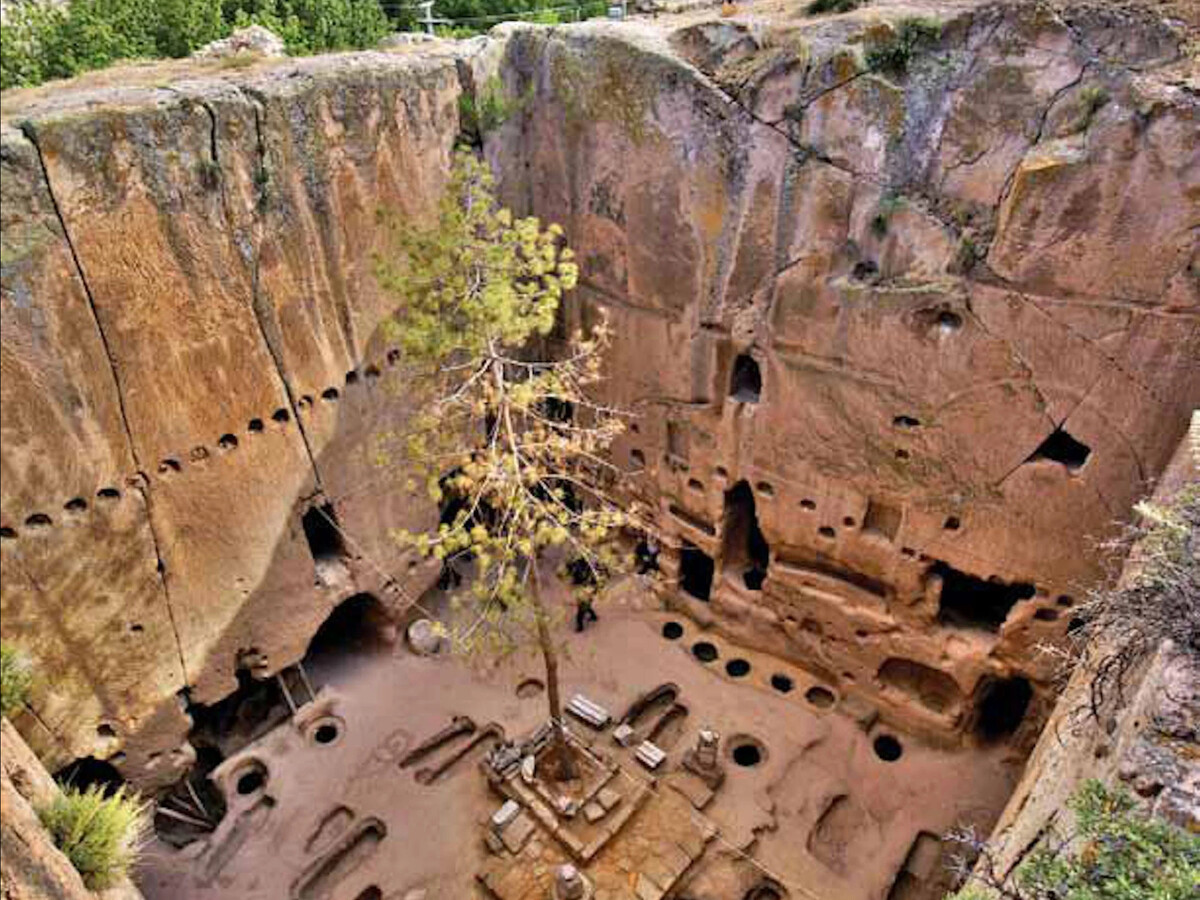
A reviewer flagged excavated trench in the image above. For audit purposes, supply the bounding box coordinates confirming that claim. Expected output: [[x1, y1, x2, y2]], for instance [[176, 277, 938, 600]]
[[1, 1, 1197, 899]]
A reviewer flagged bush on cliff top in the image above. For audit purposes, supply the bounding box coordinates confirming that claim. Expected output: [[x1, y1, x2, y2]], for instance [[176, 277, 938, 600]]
[[0, 640, 33, 717], [0, 0, 393, 91], [948, 780, 1200, 900], [39, 783, 148, 890]]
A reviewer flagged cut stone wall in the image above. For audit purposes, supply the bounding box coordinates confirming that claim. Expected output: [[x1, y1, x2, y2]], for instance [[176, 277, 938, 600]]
[[977, 413, 1198, 878], [483, 3, 1199, 750]]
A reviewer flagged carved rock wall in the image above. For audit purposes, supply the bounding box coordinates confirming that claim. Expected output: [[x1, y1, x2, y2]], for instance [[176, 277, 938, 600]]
[[0, 1, 1196, 787], [483, 3, 1199, 749], [1, 52, 462, 785]]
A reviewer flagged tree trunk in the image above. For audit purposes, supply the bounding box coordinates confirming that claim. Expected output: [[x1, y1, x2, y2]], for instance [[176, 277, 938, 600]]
[[532, 564, 577, 781]]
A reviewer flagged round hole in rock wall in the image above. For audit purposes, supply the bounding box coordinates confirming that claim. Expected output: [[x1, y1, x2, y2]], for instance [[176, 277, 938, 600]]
[[387, 348, 401, 366], [64, 497, 88, 513], [800, 498, 816, 510], [272, 408, 290, 424], [725, 658, 751, 678], [770, 674, 793, 693], [0, 527, 16, 540], [944, 516, 961, 531], [158, 459, 181, 474], [804, 686, 836, 709], [96, 723, 117, 739], [345, 370, 359, 385], [25, 513, 52, 528], [895, 449, 910, 460], [97, 487, 121, 501], [1034, 608, 1059, 622], [235, 762, 267, 795], [842, 516, 856, 528], [218, 434, 238, 451], [893, 415, 920, 428], [247, 418, 264, 433], [1067, 616, 1086, 634], [937, 310, 963, 332], [1056, 594, 1074, 607], [818, 526, 836, 539], [516, 678, 544, 699], [873, 735, 902, 762], [322, 387, 340, 402], [692, 642, 718, 663], [729, 735, 765, 768], [661, 621, 684, 640]]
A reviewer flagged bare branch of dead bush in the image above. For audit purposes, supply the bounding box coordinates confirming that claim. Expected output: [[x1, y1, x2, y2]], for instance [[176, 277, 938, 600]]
[[1057, 484, 1198, 726]]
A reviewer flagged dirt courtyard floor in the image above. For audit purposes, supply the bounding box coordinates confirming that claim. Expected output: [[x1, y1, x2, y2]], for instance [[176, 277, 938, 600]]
[[138, 576, 1020, 900]]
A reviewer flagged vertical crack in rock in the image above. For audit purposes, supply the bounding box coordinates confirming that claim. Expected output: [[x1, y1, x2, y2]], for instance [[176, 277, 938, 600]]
[[19, 121, 190, 686], [239, 90, 326, 491]]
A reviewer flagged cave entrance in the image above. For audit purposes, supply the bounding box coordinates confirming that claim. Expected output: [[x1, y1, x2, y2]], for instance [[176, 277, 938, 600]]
[[1026, 427, 1091, 472], [729, 354, 761, 403], [930, 561, 1034, 631], [54, 756, 125, 796], [302, 593, 392, 686], [974, 676, 1033, 741], [154, 745, 227, 848], [188, 668, 290, 757], [302, 503, 347, 573], [679, 542, 714, 601], [722, 481, 769, 591]]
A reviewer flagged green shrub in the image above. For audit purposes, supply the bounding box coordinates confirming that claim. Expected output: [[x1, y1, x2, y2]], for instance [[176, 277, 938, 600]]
[[0, 641, 33, 718], [948, 781, 1200, 900], [806, 0, 862, 15], [865, 17, 942, 76], [0, 0, 391, 91], [39, 784, 148, 890]]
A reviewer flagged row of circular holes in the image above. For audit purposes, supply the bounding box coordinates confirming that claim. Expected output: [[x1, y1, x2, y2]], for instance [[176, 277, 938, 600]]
[[661, 621, 837, 709], [662, 620, 904, 763], [0, 354, 402, 541]]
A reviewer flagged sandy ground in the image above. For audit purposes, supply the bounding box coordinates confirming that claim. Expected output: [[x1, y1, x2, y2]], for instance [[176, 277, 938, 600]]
[[137, 574, 1018, 900]]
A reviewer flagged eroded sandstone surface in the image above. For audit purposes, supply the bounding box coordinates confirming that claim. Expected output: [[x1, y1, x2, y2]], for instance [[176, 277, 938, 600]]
[[1, 0, 1196, 821]]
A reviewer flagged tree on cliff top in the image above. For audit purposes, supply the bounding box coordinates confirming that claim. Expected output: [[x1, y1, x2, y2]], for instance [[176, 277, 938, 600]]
[[375, 150, 629, 779]]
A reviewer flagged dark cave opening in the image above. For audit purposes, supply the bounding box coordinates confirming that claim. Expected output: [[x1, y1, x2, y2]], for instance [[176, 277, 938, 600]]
[[302, 503, 346, 563], [974, 676, 1033, 741], [303, 593, 392, 679], [729, 354, 762, 403], [54, 756, 125, 796], [723, 481, 770, 591], [1027, 427, 1091, 472], [679, 542, 714, 601], [931, 561, 1034, 632]]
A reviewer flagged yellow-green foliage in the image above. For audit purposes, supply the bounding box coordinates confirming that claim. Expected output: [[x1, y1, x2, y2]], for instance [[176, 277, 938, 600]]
[[375, 151, 628, 657], [0, 641, 33, 718], [39, 784, 147, 890]]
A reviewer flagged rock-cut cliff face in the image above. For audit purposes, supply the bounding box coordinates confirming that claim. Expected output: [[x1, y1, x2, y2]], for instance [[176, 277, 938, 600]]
[[1, 0, 1197, 786]]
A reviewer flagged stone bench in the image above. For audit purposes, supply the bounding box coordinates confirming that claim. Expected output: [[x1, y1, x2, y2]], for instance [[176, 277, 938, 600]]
[[566, 694, 611, 729]]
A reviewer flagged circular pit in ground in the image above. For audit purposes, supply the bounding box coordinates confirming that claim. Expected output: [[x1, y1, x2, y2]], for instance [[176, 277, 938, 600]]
[[729, 735, 766, 768], [873, 734, 903, 762], [770, 673, 794, 693], [804, 686, 836, 709], [661, 621, 684, 640], [692, 641, 718, 663], [725, 658, 751, 678], [234, 761, 267, 796], [516, 678, 545, 699]]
